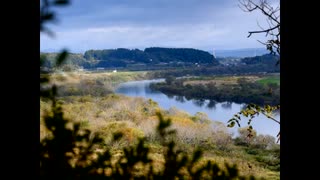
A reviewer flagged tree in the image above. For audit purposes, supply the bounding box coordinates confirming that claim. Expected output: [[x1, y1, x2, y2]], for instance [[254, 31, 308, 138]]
[[228, 0, 280, 142], [252, 134, 276, 149], [235, 127, 257, 146], [165, 75, 176, 85]]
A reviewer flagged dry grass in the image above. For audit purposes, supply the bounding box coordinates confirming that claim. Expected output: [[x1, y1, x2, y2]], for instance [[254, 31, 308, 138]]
[[44, 71, 150, 97], [184, 75, 261, 87]]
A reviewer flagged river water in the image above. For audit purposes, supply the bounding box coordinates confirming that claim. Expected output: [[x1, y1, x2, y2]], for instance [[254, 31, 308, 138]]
[[115, 79, 280, 138]]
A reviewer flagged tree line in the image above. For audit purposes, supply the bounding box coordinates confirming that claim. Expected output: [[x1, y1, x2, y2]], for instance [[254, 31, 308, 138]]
[[41, 47, 218, 70], [150, 76, 280, 106]]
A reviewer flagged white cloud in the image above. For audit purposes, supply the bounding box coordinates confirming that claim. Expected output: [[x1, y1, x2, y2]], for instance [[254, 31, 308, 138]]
[[41, 23, 264, 53], [41, 0, 278, 52]]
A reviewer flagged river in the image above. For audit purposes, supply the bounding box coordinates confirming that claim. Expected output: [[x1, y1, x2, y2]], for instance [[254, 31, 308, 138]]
[[115, 79, 280, 138]]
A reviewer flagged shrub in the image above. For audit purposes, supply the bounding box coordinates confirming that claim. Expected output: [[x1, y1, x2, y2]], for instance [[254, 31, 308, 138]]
[[191, 112, 211, 124], [252, 134, 276, 149], [235, 127, 257, 146]]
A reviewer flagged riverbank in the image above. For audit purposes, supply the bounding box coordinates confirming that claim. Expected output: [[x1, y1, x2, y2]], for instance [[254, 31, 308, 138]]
[[150, 74, 280, 106], [43, 71, 153, 97]]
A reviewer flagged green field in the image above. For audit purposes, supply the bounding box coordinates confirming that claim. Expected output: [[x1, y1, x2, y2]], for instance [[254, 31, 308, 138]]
[[257, 76, 280, 85]]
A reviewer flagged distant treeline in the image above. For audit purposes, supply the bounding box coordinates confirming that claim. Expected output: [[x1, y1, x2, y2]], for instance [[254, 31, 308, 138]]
[[150, 77, 280, 105], [241, 54, 279, 66], [41, 47, 218, 70], [149, 66, 279, 79], [147, 54, 279, 77], [40, 48, 280, 75]]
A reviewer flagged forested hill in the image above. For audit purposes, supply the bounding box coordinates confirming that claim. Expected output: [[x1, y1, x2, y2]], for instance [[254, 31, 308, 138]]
[[144, 47, 217, 64], [241, 54, 280, 65], [41, 47, 218, 70], [83, 47, 218, 64]]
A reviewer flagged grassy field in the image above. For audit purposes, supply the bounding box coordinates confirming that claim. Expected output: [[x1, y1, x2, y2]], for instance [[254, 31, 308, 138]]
[[257, 76, 280, 85], [179, 74, 280, 88], [49, 70, 150, 86], [42, 71, 152, 97], [183, 75, 261, 87]]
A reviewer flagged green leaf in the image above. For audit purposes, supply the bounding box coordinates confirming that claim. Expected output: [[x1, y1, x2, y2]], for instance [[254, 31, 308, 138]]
[[227, 118, 235, 123], [256, 106, 261, 112], [227, 121, 235, 128]]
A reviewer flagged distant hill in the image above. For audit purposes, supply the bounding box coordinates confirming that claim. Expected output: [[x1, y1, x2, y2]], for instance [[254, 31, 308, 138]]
[[214, 53, 279, 72], [40, 52, 95, 69], [241, 54, 280, 66], [144, 47, 217, 64], [84, 47, 218, 64], [41, 47, 219, 70], [215, 48, 269, 58]]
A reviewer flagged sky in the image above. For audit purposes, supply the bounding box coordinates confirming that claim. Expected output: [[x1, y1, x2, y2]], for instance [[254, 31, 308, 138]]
[[40, 0, 279, 53]]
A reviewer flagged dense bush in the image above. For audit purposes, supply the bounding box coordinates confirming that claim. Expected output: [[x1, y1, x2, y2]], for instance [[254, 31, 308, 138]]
[[56, 79, 113, 97], [150, 76, 280, 105]]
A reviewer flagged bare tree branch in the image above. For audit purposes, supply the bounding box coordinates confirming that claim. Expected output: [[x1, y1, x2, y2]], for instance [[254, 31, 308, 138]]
[[240, 0, 280, 56], [247, 24, 280, 38], [261, 112, 280, 124]]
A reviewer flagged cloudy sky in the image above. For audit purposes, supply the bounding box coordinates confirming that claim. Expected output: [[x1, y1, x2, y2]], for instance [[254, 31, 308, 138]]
[[40, 0, 279, 53]]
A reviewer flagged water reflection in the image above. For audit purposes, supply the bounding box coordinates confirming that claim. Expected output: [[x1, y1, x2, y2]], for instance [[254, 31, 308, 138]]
[[166, 94, 174, 99], [175, 96, 185, 103], [192, 99, 205, 107], [184, 96, 193, 101], [206, 100, 217, 110], [221, 102, 232, 110]]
